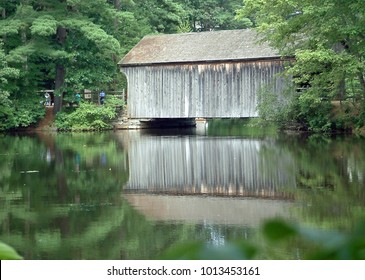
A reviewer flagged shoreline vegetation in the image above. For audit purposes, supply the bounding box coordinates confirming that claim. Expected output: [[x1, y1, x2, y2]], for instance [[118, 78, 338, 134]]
[[4, 100, 365, 136], [5, 96, 126, 133], [7, 97, 364, 136], [1, 2, 365, 135]]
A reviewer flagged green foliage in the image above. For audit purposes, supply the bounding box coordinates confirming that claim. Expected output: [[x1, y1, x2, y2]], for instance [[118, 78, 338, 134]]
[[257, 84, 300, 127], [64, 28, 119, 90], [257, 87, 334, 133], [0, 132, 131, 259], [238, 0, 365, 133], [0, 241, 23, 260], [264, 219, 365, 260], [7, 97, 46, 129], [55, 96, 124, 131], [177, 21, 192, 33], [353, 101, 365, 130], [176, 0, 251, 31], [1, 128, 365, 259], [127, 0, 251, 34], [30, 15, 57, 36], [207, 118, 278, 137], [133, 0, 186, 33], [60, 19, 120, 55], [0, 0, 126, 125], [1, 42, 44, 131], [0, 0, 258, 131], [297, 92, 333, 133], [160, 218, 365, 260], [130, 130, 365, 259], [0, 19, 23, 36], [116, 11, 152, 55], [262, 219, 297, 241]]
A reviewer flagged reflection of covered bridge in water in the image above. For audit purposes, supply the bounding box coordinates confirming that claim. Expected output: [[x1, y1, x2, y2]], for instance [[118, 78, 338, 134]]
[[118, 29, 289, 120], [123, 132, 296, 199]]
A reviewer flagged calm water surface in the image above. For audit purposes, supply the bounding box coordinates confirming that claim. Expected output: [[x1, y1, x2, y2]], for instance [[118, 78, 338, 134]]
[[1, 120, 364, 259]]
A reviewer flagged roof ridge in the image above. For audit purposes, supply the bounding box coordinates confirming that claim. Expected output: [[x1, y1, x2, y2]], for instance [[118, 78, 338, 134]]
[[142, 28, 257, 38]]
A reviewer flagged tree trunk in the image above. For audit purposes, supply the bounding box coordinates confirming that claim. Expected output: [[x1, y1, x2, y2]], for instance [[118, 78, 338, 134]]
[[338, 78, 346, 101], [20, 28, 29, 85], [358, 72, 365, 99], [53, 26, 67, 114], [114, 0, 121, 31], [112, 0, 121, 91], [1, 6, 5, 41], [53, 64, 66, 113]]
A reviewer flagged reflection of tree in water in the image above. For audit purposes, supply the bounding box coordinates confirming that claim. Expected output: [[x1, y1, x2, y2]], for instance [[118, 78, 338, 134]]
[[3, 132, 364, 259], [273, 135, 365, 230], [0, 133, 130, 259], [0, 133, 256, 259]]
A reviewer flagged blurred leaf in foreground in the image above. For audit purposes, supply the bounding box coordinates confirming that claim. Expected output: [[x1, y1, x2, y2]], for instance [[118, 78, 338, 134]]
[[0, 241, 23, 260]]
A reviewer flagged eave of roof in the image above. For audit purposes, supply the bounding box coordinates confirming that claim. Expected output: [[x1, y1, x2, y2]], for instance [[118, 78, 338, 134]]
[[119, 56, 286, 68]]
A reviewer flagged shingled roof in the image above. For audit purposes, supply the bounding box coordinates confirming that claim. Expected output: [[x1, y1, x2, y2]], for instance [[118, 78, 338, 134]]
[[119, 29, 280, 66]]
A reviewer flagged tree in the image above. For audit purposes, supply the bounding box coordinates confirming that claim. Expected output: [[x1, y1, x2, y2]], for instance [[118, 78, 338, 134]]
[[0, 42, 19, 131], [129, 0, 186, 33], [177, 0, 252, 32], [1, 0, 121, 113], [237, 0, 365, 132]]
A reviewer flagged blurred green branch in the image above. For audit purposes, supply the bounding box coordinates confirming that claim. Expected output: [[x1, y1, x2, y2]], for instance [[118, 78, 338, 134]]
[[160, 218, 365, 260]]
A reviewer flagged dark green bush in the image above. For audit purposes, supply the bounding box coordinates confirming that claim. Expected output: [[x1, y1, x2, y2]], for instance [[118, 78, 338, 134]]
[[257, 87, 334, 133], [257, 86, 299, 127], [0, 95, 45, 131]]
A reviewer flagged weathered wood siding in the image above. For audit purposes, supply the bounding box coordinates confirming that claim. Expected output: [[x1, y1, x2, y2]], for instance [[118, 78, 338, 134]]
[[121, 59, 286, 118]]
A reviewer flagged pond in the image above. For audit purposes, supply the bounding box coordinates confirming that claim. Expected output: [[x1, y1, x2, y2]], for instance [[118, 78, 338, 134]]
[[1, 120, 364, 259]]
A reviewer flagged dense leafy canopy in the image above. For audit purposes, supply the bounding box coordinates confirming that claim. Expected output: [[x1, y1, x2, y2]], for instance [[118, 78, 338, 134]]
[[174, 0, 252, 32], [238, 0, 365, 132], [1, 0, 365, 132], [0, 0, 248, 130]]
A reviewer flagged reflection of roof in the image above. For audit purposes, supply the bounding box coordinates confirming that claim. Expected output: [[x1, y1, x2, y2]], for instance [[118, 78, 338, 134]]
[[125, 194, 291, 226], [119, 29, 280, 66]]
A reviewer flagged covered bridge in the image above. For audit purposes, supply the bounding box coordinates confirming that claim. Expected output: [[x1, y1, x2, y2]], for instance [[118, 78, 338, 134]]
[[118, 29, 288, 119]]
